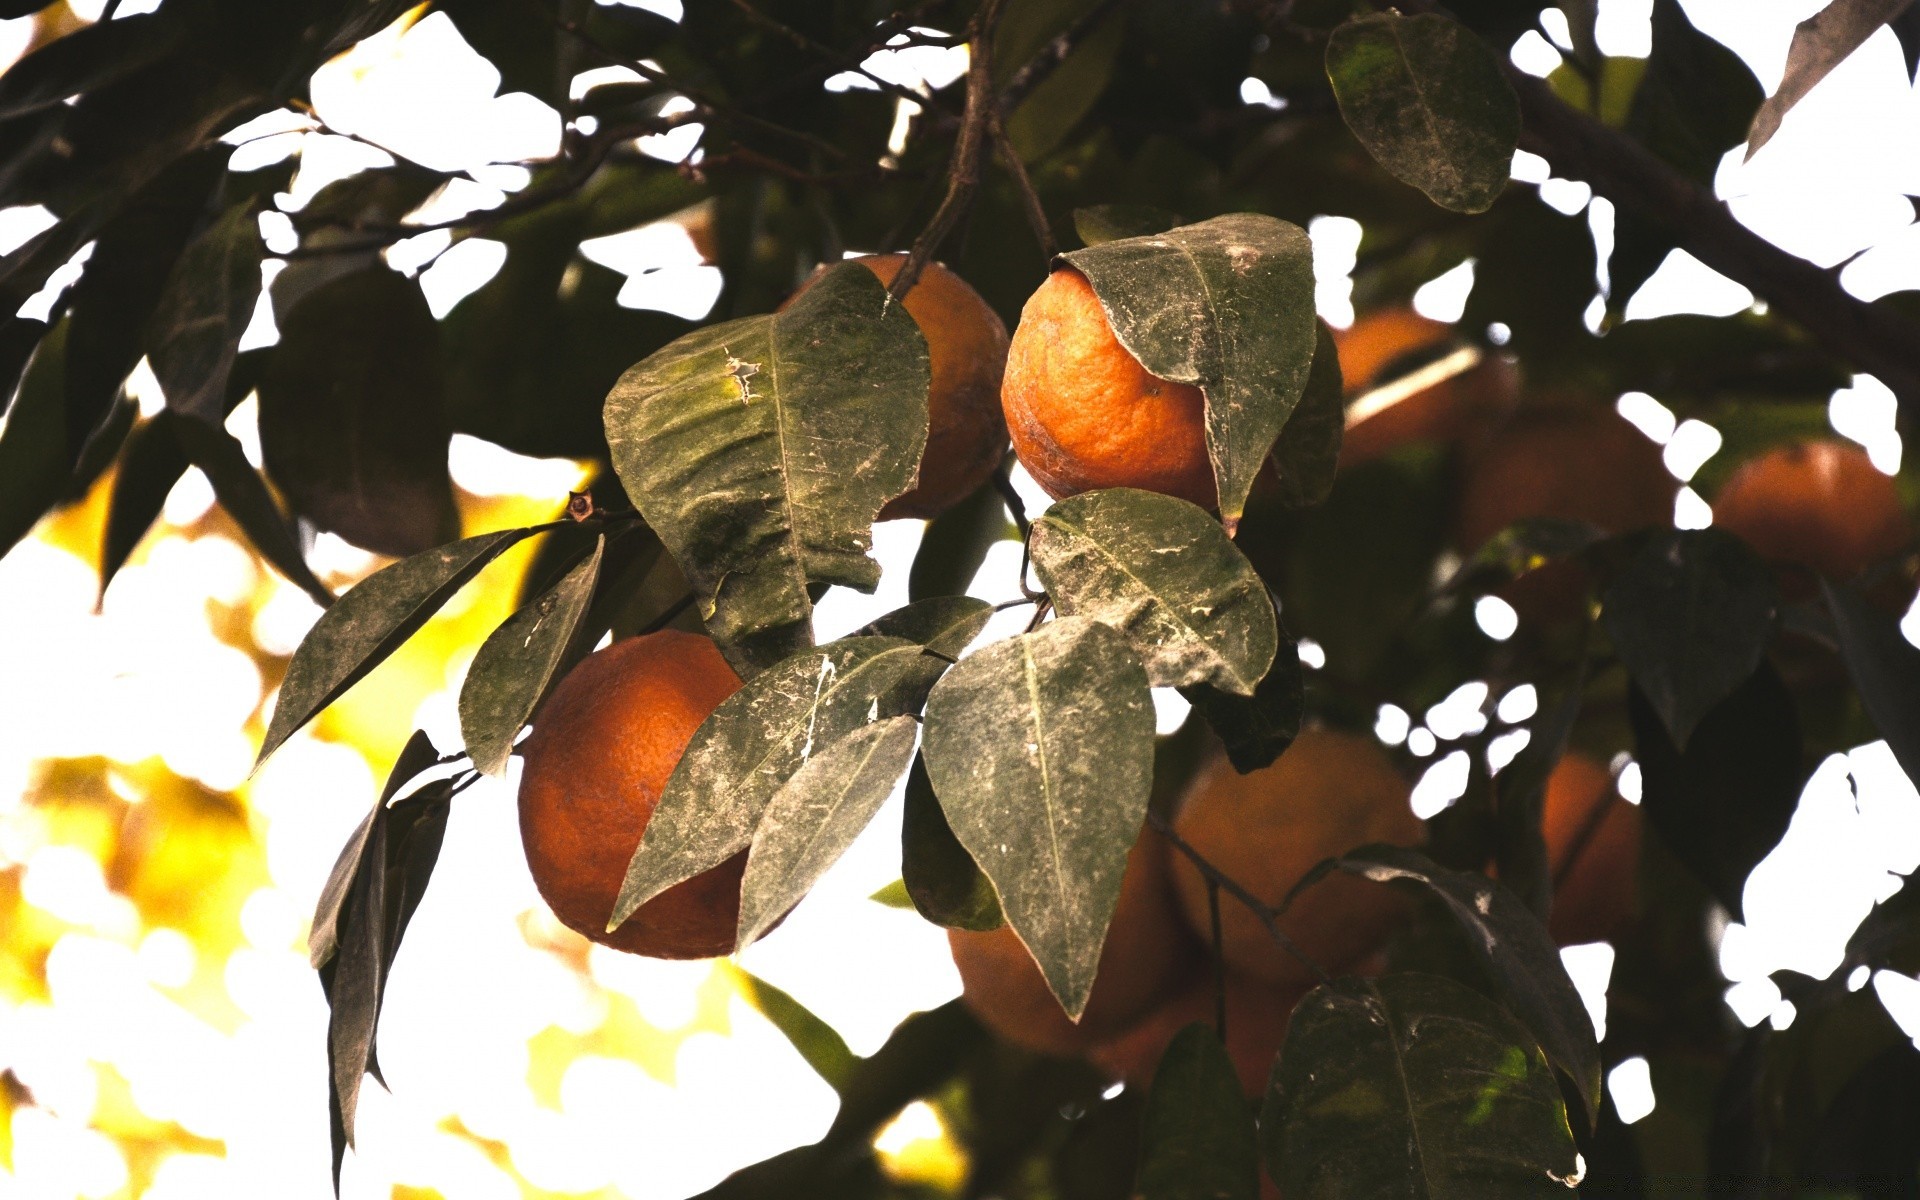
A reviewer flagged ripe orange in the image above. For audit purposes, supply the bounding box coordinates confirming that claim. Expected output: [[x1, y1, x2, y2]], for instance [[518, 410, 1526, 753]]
[[1086, 970, 1309, 1101], [517, 630, 748, 959], [1455, 405, 1677, 555], [949, 828, 1201, 1055], [1334, 307, 1517, 467], [1001, 266, 1215, 507], [1711, 439, 1910, 586], [1542, 753, 1641, 946], [1167, 730, 1423, 985], [791, 254, 1010, 519]]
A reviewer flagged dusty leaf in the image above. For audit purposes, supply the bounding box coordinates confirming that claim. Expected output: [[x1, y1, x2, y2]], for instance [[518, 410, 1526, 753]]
[[148, 198, 264, 424], [1180, 625, 1304, 774], [921, 616, 1155, 1019], [1061, 213, 1317, 526], [1262, 973, 1581, 1199], [736, 715, 920, 946], [1327, 844, 1602, 1125], [459, 535, 605, 777], [604, 261, 931, 674], [1600, 528, 1778, 748], [854, 595, 994, 660], [901, 751, 1002, 931], [1265, 319, 1345, 510], [1325, 11, 1521, 213], [1135, 1023, 1260, 1200], [1031, 488, 1277, 695], [258, 528, 541, 769], [1748, 0, 1913, 156], [611, 636, 948, 930]]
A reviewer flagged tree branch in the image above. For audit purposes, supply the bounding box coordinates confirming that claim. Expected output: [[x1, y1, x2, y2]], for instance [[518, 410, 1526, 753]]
[[1147, 809, 1335, 987]]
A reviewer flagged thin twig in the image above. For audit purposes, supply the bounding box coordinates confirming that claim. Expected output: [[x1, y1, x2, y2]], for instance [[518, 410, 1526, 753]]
[[640, 592, 697, 636], [889, 0, 1010, 305], [726, 0, 957, 119], [988, 106, 1057, 264], [1207, 878, 1229, 1041], [1148, 809, 1335, 987]]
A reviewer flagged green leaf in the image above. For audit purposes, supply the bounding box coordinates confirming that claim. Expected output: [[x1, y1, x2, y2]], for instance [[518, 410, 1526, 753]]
[[257, 528, 543, 769], [1031, 488, 1277, 694], [1265, 319, 1345, 509], [1748, 0, 1910, 156], [1325, 11, 1521, 213], [1060, 213, 1318, 526], [921, 616, 1155, 1019], [1262, 973, 1581, 1199], [148, 198, 264, 424], [100, 413, 190, 596], [1600, 528, 1779, 748], [1628, 665, 1801, 919], [723, 963, 858, 1093], [1445, 516, 1605, 595], [868, 879, 915, 909], [459, 535, 605, 778], [611, 636, 949, 931], [901, 752, 1002, 931], [737, 715, 920, 946], [908, 481, 1014, 603], [0, 317, 73, 560], [1134, 1023, 1259, 1200], [1073, 204, 1182, 247], [1825, 578, 1920, 791], [0, 14, 185, 121], [171, 416, 335, 608], [1325, 845, 1603, 1125], [1180, 630, 1304, 774], [604, 260, 931, 674], [1005, 13, 1124, 162], [852, 595, 994, 660], [258, 268, 458, 559]]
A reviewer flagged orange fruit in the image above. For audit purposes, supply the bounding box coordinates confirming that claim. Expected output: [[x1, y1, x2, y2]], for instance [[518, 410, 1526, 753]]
[[1712, 439, 1910, 586], [1456, 405, 1677, 555], [1542, 753, 1641, 946], [791, 254, 1010, 519], [517, 630, 749, 959], [1086, 970, 1309, 1101], [1001, 266, 1215, 507], [949, 828, 1201, 1055], [1167, 730, 1423, 986], [1334, 307, 1517, 467]]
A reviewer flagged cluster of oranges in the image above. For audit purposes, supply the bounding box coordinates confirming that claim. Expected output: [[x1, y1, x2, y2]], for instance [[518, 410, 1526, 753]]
[[515, 251, 1912, 1091]]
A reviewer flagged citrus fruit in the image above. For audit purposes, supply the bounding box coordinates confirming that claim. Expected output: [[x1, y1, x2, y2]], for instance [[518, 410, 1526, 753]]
[[1712, 439, 1910, 586], [1001, 265, 1215, 507], [1086, 969, 1310, 1101], [790, 254, 1010, 519], [949, 828, 1201, 1055], [1456, 405, 1677, 554], [1542, 753, 1641, 946], [517, 630, 749, 959], [1167, 730, 1423, 985], [1335, 306, 1517, 467]]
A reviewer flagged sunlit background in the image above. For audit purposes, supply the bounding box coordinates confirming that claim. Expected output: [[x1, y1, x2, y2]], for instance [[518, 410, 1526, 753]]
[[4, 0, 1920, 1195]]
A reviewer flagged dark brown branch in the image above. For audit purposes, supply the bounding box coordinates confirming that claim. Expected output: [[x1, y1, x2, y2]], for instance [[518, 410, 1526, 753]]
[[1507, 70, 1920, 412], [988, 107, 1057, 263], [1148, 809, 1335, 987], [889, 0, 1010, 305], [725, 0, 958, 119]]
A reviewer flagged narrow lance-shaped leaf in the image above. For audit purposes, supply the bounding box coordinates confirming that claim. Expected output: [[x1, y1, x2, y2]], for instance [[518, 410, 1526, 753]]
[[902, 752, 1003, 931], [1601, 527, 1778, 747], [1061, 214, 1317, 527], [0, 13, 185, 121], [1262, 974, 1581, 1199], [736, 715, 920, 946], [1032, 488, 1278, 695], [1825, 578, 1920, 790], [258, 528, 545, 769], [1325, 11, 1521, 213], [1748, 0, 1914, 156], [604, 261, 931, 674], [722, 963, 858, 1092], [172, 415, 336, 608], [611, 636, 949, 930], [148, 198, 264, 424], [1320, 844, 1603, 1125], [921, 616, 1155, 1019], [460, 535, 605, 777], [1135, 1023, 1259, 1200], [100, 413, 190, 597], [1265, 319, 1344, 510]]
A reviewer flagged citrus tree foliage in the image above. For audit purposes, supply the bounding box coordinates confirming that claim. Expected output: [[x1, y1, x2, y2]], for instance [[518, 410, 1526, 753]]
[[10, 0, 1920, 1196]]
